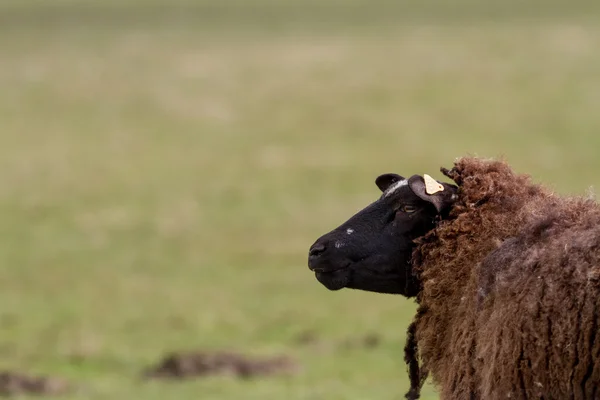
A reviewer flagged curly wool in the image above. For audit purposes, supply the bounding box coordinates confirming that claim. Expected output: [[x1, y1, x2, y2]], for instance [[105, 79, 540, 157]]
[[407, 157, 600, 399]]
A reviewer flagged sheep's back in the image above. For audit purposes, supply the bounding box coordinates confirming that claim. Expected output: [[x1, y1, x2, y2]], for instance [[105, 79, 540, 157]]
[[475, 199, 600, 400]]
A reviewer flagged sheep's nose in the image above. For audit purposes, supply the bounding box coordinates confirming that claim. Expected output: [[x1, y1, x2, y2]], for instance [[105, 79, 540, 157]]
[[309, 242, 327, 258]]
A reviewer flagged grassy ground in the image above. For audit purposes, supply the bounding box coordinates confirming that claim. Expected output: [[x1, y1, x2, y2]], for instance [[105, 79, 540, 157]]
[[1, 1, 600, 399]]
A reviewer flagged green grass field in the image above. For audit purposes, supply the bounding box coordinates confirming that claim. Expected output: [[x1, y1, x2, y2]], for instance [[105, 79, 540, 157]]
[[1, 1, 600, 399]]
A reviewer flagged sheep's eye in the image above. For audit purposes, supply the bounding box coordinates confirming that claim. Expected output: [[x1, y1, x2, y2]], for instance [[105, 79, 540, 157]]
[[399, 205, 418, 213]]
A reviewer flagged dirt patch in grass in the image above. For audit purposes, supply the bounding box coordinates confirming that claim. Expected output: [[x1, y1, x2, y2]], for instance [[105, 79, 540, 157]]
[[142, 351, 298, 380], [0, 371, 70, 397], [341, 333, 381, 350], [293, 331, 382, 351]]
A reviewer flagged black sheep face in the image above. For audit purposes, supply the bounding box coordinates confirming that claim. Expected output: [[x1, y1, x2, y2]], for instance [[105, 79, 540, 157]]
[[308, 173, 457, 297]]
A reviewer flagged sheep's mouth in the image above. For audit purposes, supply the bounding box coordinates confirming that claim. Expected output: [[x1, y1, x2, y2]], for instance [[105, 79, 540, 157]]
[[313, 264, 351, 291], [315, 271, 349, 290], [310, 266, 345, 274], [308, 258, 350, 273]]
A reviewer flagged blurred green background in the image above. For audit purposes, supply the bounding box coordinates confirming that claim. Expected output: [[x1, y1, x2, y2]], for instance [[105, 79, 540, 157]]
[[1, 1, 600, 399]]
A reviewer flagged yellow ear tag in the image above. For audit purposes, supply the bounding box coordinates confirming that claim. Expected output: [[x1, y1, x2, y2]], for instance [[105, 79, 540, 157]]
[[424, 174, 444, 195]]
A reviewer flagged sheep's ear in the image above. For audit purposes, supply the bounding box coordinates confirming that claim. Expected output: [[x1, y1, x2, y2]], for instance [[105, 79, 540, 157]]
[[408, 174, 457, 214], [375, 173, 405, 192]]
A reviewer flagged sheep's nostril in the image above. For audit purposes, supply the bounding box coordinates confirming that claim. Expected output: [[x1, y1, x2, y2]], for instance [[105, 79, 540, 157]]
[[309, 242, 327, 258]]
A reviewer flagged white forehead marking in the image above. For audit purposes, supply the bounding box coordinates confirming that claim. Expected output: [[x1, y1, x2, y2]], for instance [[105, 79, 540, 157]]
[[383, 179, 408, 198], [346, 228, 354, 235], [335, 241, 345, 249]]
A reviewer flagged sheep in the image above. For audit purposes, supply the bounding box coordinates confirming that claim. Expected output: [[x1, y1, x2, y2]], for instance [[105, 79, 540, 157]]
[[307, 157, 600, 400]]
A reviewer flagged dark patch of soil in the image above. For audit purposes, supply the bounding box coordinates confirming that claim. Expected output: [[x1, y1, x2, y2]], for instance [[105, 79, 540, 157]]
[[0, 371, 69, 397], [142, 351, 298, 380], [341, 333, 382, 349], [293, 331, 383, 351], [293, 330, 320, 346]]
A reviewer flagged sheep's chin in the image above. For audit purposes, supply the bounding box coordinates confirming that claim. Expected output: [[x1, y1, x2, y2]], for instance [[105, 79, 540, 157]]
[[315, 270, 349, 291]]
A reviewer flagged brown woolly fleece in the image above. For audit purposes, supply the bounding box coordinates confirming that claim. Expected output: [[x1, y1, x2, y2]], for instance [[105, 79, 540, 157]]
[[410, 157, 600, 400]]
